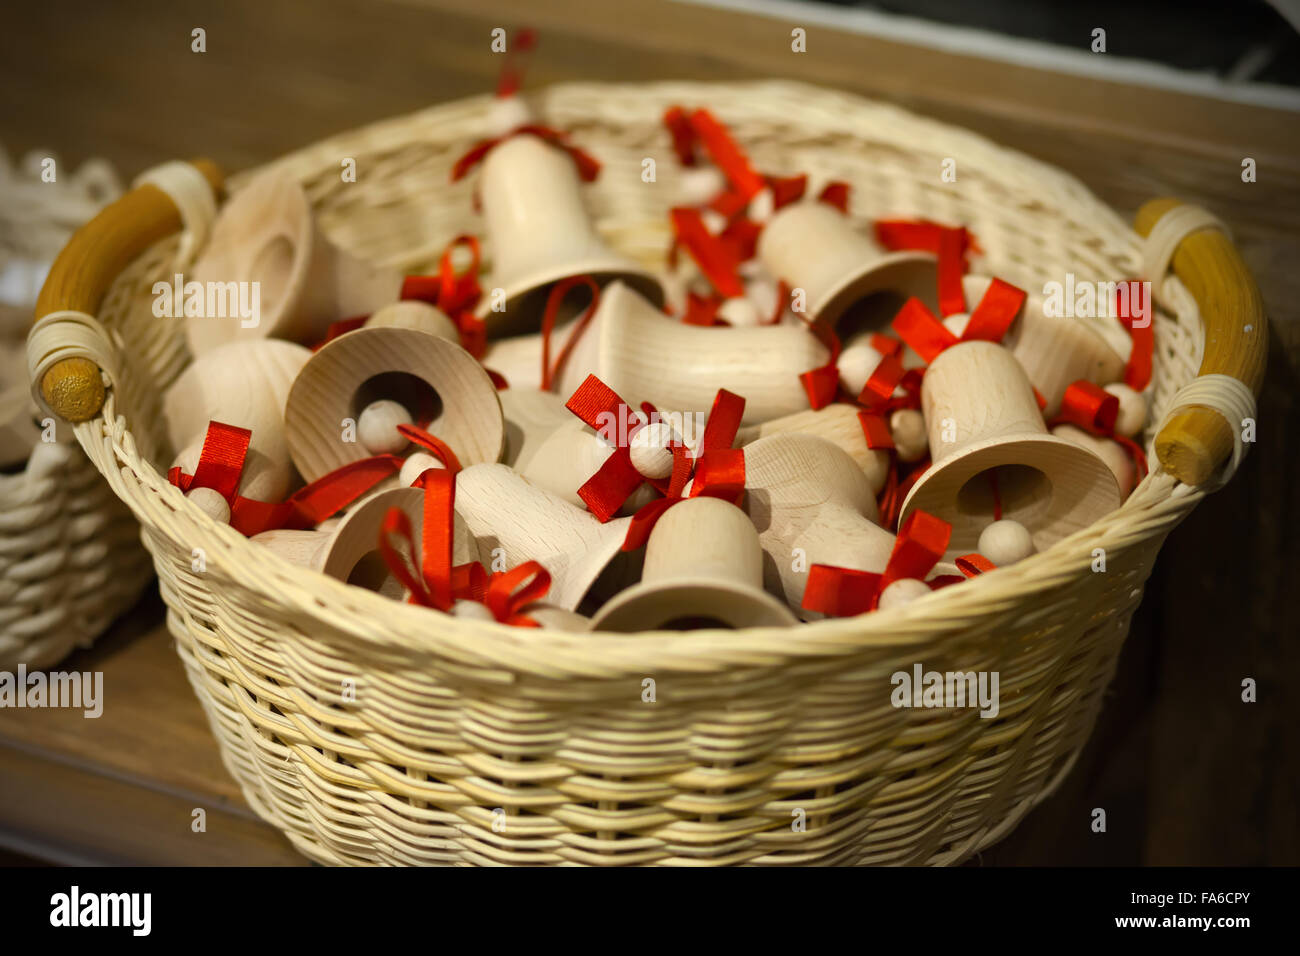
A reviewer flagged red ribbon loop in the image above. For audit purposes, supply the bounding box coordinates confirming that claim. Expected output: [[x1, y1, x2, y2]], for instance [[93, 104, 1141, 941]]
[[962, 277, 1025, 343], [799, 320, 843, 410], [1053, 379, 1149, 481], [495, 27, 537, 98], [400, 235, 487, 356], [484, 560, 551, 627], [397, 423, 464, 476], [450, 125, 601, 184], [891, 298, 957, 365], [540, 275, 602, 391], [687, 108, 765, 202], [671, 207, 745, 298]]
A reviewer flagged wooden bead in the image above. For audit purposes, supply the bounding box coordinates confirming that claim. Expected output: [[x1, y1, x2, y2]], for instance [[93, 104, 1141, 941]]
[[902, 340, 1121, 559], [357, 399, 414, 454], [186, 486, 231, 524], [525, 605, 592, 631], [717, 296, 762, 327], [629, 421, 678, 479], [592, 496, 797, 632], [836, 335, 884, 395], [889, 408, 928, 463], [1104, 383, 1147, 438], [486, 94, 533, 136], [977, 519, 1036, 566], [399, 451, 444, 487], [678, 165, 725, 206], [878, 577, 931, 609], [451, 599, 496, 622]]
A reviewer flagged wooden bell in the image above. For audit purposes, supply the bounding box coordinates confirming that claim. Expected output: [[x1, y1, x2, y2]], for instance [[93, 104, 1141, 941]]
[[283, 326, 504, 482], [592, 496, 797, 632], [165, 339, 310, 506], [742, 433, 895, 613], [498, 387, 574, 470], [736, 403, 890, 494], [901, 341, 1121, 558], [757, 201, 936, 330], [187, 169, 402, 353], [251, 486, 480, 598], [476, 134, 663, 336], [555, 280, 830, 424], [945, 275, 1126, 417], [1051, 424, 1138, 499], [453, 463, 633, 611], [519, 417, 661, 512]]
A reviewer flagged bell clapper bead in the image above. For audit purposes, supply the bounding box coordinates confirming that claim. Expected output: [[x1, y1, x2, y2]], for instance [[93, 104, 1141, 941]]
[[1104, 383, 1147, 438], [399, 450, 445, 487], [877, 577, 931, 610], [837, 336, 885, 395], [678, 165, 725, 206], [357, 399, 414, 455], [451, 599, 496, 622], [890, 408, 928, 463], [186, 486, 231, 524], [629, 421, 679, 480], [977, 519, 1036, 566], [717, 296, 762, 328], [747, 186, 775, 224]]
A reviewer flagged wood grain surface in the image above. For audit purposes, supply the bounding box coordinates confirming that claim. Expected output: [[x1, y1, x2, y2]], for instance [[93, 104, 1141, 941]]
[[0, 0, 1295, 865]]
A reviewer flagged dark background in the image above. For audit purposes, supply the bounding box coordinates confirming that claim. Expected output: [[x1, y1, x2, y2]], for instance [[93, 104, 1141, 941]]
[[0, 0, 1296, 865]]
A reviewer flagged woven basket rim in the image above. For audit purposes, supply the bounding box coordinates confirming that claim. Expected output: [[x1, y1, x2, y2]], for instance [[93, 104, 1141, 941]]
[[88, 79, 1207, 677]]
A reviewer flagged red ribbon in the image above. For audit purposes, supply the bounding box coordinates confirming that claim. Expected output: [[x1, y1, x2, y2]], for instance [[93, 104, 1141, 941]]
[[400, 235, 487, 357], [686, 108, 765, 202], [565, 375, 656, 522], [539, 275, 601, 391], [798, 320, 842, 410], [670, 207, 745, 298], [1052, 379, 1149, 481], [451, 125, 601, 185], [1115, 279, 1154, 391], [801, 509, 951, 616], [495, 27, 537, 98], [397, 423, 464, 476], [890, 276, 1025, 365], [483, 560, 551, 627], [874, 219, 980, 317], [168, 421, 403, 537]]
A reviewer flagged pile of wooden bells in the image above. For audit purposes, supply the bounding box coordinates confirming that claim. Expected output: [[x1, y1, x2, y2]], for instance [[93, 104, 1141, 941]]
[[165, 97, 1150, 632]]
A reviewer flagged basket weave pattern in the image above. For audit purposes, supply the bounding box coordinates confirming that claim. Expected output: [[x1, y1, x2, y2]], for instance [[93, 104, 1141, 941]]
[[74, 82, 1208, 865]]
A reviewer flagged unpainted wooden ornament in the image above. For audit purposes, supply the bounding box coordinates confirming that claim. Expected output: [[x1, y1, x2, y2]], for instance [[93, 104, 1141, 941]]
[[592, 496, 798, 632], [900, 340, 1121, 559], [165, 338, 311, 503], [736, 403, 890, 494], [187, 169, 401, 353]]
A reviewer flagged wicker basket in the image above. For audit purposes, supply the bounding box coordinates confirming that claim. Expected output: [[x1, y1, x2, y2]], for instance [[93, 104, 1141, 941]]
[[28, 81, 1264, 865]]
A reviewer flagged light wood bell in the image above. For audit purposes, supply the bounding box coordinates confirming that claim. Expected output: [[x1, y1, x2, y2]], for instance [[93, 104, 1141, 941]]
[[757, 201, 937, 331], [187, 169, 402, 353], [475, 134, 663, 336], [945, 275, 1126, 417], [592, 496, 798, 632], [742, 433, 896, 614], [284, 326, 504, 482], [736, 403, 890, 494], [901, 340, 1122, 558], [165, 338, 310, 504], [498, 387, 574, 470], [453, 463, 634, 611]]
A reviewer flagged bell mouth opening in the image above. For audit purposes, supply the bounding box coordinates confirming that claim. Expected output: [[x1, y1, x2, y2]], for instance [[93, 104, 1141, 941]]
[[818, 254, 938, 332], [350, 371, 443, 433], [659, 615, 733, 631], [345, 550, 403, 599], [487, 269, 664, 338], [957, 464, 1052, 528], [247, 234, 297, 323]]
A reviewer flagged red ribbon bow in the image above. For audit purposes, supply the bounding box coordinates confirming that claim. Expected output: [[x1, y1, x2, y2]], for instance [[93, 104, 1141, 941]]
[[1052, 380, 1149, 480], [451, 124, 601, 186], [890, 276, 1026, 366], [801, 510, 952, 616], [398, 235, 489, 357], [168, 421, 402, 537], [378, 468, 485, 611], [482, 561, 552, 627]]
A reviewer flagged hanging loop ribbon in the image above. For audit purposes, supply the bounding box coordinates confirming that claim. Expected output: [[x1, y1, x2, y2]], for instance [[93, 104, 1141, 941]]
[[540, 275, 601, 391], [451, 125, 601, 184]]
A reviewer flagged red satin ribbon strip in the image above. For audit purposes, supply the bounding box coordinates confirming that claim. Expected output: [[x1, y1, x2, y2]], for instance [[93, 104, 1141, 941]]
[[799, 320, 843, 410], [801, 509, 952, 616], [167, 421, 401, 536], [671, 207, 745, 298], [495, 28, 537, 98], [962, 277, 1025, 342], [874, 220, 979, 258], [1115, 279, 1154, 391], [955, 553, 996, 577], [313, 315, 369, 351], [870, 334, 902, 358], [818, 181, 850, 213], [401, 235, 487, 357], [767, 174, 808, 209], [451, 125, 601, 184], [566, 375, 650, 522], [856, 352, 905, 408], [396, 423, 464, 475], [539, 275, 601, 390], [857, 411, 895, 450], [1052, 380, 1149, 480], [663, 106, 697, 166], [892, 298, 957, 365], [688, 108, 765, 201], [937, 226, 967, 317], [701, 388, 745, 452], [682, 291, 723, 326]]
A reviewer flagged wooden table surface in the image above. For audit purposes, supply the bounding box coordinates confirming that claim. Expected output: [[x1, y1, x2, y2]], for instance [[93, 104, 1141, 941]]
[[1, 0, 1296, 866]]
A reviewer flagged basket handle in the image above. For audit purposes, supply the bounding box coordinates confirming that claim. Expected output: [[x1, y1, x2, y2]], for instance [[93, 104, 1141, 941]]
[[1135, 198, 1267, 486], [30, 158, 224, 423]]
